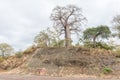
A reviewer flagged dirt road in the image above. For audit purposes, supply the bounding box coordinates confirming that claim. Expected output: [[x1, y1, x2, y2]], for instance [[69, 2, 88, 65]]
[[0, 74, 119, 80]]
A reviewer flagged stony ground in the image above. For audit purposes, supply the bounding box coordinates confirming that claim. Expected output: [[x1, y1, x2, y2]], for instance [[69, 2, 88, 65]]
[[0, 74, 120, 80], [0, 47, 120, 80]]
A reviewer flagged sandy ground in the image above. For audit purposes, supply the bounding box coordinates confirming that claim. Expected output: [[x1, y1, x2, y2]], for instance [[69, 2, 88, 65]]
[[0, 74, 120, 80]]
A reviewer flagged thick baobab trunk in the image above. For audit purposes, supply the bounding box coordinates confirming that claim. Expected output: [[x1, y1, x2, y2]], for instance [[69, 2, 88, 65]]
[[65, 26, 71, 48]]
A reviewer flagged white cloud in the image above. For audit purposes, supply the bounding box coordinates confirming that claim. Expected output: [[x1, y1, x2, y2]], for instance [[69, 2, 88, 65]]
[[0, 0, 120, 51]]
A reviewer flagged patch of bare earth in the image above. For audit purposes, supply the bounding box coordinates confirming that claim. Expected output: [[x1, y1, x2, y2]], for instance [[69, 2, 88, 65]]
[[0, 74, 120, 80]]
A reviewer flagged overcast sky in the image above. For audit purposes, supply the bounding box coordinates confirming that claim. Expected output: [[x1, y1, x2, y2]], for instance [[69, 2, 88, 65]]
[[0, 0, 120, 51]]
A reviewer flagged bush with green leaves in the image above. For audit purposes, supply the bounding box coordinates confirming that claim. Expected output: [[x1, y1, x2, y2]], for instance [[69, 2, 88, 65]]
[[103, 67, 113, 74], [15, 51, 23, 58], [97, 42, 114, 50], [83, 40, 93, 48], [84, 41, 114, 50]]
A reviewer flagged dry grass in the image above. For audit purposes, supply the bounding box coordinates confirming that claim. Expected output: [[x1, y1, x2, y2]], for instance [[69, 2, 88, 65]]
[[27, 47, 118, 76], [0, 47, 119, 77]]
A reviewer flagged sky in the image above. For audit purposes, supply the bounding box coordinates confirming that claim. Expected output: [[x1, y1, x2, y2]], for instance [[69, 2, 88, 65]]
[[0, 0, 120, 51]]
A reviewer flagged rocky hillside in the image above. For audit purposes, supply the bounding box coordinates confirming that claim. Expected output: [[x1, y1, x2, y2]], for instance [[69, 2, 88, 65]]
[[28, 47, 120, 76], [0, 47, 120, 77]]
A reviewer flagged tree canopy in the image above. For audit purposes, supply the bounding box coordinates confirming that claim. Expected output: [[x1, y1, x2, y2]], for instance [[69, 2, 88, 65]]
[[34, 29, 50, 47], [83, 25, 111, 47], [0, 43, 13, 57], [50, 5, 86, 48]]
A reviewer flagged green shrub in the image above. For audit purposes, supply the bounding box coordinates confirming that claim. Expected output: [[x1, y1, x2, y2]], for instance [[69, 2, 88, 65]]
[[83, 40, 93, 48], [84, 41, 114, 50], [97, 42, 114, 50], [15, 51, 23, 58], [103, 67, 113, 74]]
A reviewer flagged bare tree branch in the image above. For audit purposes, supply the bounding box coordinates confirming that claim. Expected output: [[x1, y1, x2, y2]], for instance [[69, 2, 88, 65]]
[[50, 5, 86, 48]]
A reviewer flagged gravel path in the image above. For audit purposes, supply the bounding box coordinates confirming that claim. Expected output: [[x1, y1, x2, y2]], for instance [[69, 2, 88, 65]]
[[0, 74, 119, 80]]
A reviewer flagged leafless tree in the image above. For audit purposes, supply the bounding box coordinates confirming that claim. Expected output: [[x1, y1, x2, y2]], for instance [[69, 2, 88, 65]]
[[50, 5, 86, 48]]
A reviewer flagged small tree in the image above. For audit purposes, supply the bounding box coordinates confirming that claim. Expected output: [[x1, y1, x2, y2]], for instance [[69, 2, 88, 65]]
[[34, 27, 64, 47], [83, 25, 111, 48], [34, 30, 50, 47], [50, 5, 86, 48], [0, 43, 13, 57], [46, 27, 61, 47]]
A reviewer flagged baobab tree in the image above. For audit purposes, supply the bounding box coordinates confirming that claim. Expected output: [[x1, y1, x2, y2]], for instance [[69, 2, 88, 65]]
[[50, 5, 86, 48]]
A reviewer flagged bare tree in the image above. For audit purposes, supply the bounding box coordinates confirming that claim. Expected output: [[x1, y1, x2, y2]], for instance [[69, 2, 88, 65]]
[[50, 5, 86, 48]]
